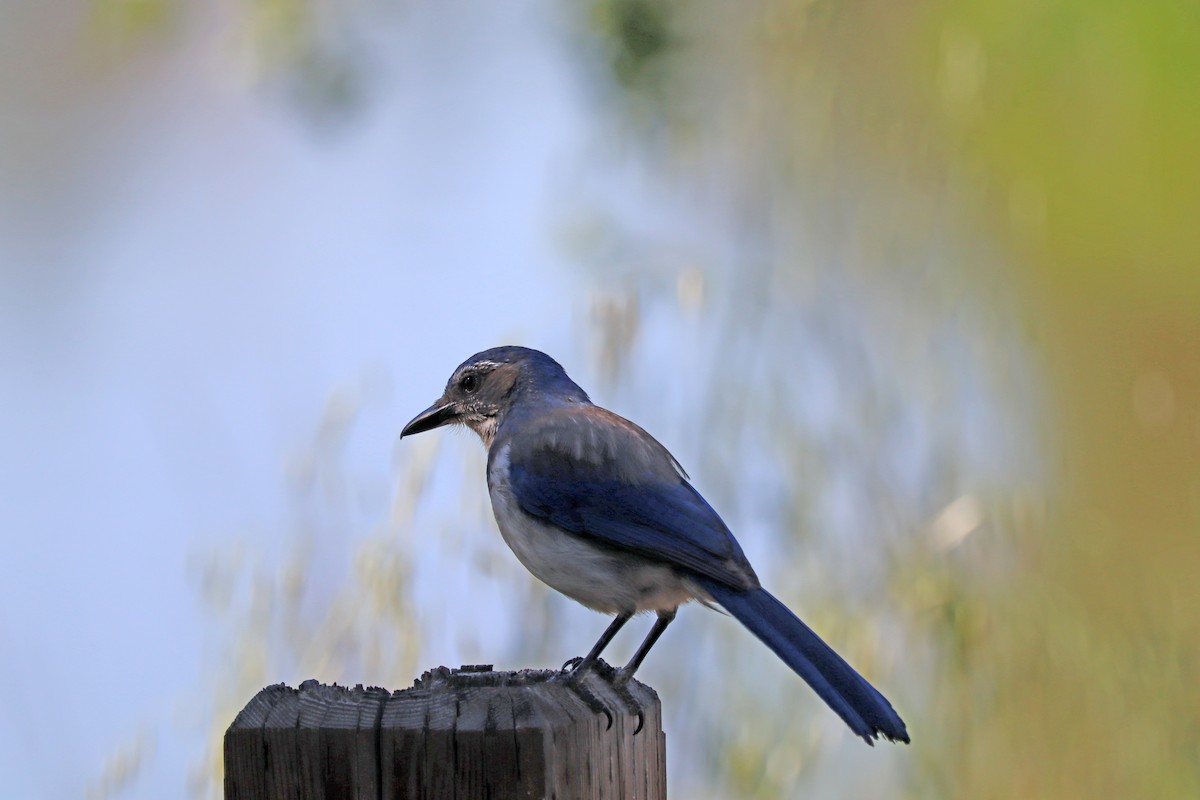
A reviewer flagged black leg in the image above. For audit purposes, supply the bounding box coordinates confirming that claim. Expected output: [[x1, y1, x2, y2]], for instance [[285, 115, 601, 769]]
[[615, 609, 676, 685], [566, 611, 633, 680]]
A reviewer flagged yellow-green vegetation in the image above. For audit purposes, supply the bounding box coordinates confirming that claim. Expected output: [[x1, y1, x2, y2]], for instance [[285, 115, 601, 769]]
[[588, 0, 1200, 796]]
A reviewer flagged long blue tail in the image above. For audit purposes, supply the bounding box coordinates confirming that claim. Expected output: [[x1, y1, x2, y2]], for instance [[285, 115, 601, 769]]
[[698, 579, 909, 744]]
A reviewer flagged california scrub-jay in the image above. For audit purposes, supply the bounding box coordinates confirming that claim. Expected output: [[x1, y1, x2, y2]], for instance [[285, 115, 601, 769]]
[[401, 346, 909, 745]]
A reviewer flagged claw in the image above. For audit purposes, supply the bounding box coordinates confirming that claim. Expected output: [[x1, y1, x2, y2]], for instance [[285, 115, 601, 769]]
[[608, 674, 647, 735], [564, 679, 613, 730], [561, 656, 584, 673]]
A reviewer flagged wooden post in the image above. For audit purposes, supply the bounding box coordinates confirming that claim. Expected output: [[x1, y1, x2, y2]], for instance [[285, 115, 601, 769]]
[[224, 663, 666, 800]]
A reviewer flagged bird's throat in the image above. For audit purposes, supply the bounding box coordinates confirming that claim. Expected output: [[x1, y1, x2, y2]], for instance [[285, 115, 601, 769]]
[[468, 414, 500, 448]]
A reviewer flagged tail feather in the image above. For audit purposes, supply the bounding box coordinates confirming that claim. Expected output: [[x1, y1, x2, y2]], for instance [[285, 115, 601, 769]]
[[699, 579, 909, 745]]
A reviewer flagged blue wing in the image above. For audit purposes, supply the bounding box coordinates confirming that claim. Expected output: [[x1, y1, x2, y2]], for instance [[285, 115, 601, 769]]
[[502, 405, 759, 590]]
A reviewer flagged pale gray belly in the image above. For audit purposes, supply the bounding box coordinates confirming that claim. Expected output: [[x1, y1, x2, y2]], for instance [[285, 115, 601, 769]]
[[487, 449, 698, 615]]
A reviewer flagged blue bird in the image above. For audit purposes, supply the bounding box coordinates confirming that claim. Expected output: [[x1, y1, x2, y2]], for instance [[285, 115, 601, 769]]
[[401, 346, 909, 745]]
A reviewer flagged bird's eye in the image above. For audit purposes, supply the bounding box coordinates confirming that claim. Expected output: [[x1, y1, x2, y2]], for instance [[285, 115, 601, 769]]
[[461, 373, 479, 393]]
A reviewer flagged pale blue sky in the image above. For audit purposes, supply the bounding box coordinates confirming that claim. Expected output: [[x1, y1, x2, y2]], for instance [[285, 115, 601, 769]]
[[0, 1, 588, 796]]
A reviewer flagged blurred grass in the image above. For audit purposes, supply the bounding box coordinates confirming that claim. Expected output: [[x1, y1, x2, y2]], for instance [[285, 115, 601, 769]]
[[588, 0, 1200, 796], [62, 0, 1200, 795], [187, 386, 436, 799]]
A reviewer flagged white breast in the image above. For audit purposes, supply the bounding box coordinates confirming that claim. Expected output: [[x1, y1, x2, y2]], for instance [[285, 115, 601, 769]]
[[486, 443, 697, 615]]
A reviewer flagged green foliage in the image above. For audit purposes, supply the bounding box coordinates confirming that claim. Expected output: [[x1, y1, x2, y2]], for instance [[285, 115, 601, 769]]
[[593, 0, 673, 89], [88, 0, 179, 48]]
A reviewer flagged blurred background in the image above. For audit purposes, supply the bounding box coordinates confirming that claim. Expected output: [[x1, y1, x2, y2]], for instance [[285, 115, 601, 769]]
[[2, 0, 1197, 797]]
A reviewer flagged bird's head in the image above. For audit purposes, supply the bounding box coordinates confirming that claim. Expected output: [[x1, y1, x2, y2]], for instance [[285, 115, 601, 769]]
[[400, 346, 589, 447]]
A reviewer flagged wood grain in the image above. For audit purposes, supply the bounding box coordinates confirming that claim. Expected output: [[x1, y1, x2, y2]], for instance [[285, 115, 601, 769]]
[[224, 663, 666, 800]]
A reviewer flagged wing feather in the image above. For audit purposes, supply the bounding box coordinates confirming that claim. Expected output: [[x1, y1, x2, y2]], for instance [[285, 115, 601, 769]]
[[504, 406, 758, 590]]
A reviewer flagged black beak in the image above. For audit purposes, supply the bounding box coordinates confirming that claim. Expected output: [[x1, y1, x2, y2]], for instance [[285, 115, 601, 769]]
[[400, 401, 458, 438]]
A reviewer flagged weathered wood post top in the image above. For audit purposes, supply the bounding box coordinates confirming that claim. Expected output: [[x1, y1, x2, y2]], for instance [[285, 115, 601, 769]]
[[224, 662, 666, 799]]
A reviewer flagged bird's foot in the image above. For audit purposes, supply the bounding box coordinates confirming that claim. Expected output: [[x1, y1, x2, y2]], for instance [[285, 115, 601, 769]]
[[609, 678, 646, 735], [560, 655, 617, 685], [555, 674, 613, 730], [550, 658, 643, 732], [590, 663, 644, 734], [587, 658, 618, 681]]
